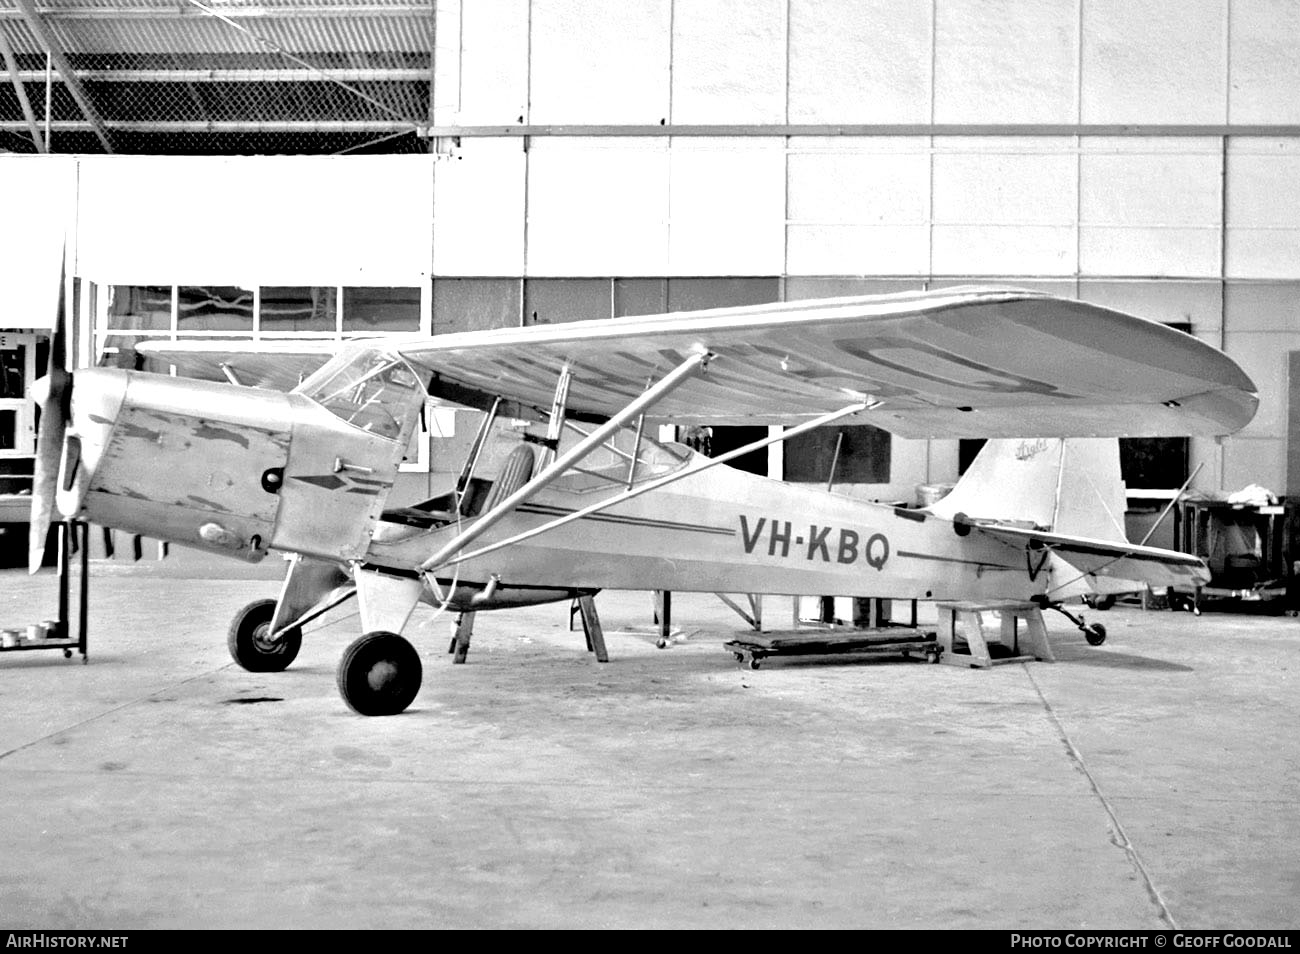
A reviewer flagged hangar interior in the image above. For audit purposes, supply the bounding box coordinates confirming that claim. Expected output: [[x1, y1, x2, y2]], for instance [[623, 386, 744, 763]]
[[1, 0, 1298, 554], [4, 1, 1300, 933]]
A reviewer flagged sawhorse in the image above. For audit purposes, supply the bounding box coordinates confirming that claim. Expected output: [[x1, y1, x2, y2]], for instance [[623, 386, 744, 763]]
[[933, 600, 1054, 668], [453, 594, 608, 663]]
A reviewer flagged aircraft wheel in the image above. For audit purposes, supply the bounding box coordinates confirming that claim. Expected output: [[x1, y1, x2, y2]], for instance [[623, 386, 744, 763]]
[[228, 598, 302, 672], [337, 631, 422, 716], [1085, 623, 1107, 646], [1084, 594, 1116, 611]]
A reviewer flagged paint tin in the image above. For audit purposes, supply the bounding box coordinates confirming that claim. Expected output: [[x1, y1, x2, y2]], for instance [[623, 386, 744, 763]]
[[26, 624, 42, 642], [1, 629, 21, 648]]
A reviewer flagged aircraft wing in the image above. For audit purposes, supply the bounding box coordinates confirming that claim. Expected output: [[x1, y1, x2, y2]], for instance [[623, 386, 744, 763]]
[[970, 521, 1211, 588], [138, 286, 1257, 438], [137, 340, 335, 392]]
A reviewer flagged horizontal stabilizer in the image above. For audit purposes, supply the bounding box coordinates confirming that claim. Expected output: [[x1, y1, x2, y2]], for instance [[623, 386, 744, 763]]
[[972, 522, 1210, 588]]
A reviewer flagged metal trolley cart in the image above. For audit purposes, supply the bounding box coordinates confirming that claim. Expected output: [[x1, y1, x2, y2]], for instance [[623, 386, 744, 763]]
[[1169, 499, 1297, 613], [0, 522, 89, 661]]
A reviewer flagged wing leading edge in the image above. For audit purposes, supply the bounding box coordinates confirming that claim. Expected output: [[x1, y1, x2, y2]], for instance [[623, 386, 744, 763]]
[[398, 286, 1257, 438], [138, 286, 1258, 439]]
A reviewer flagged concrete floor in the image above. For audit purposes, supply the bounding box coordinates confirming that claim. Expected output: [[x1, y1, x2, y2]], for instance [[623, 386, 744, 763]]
[[0, 555, 1297, 930]]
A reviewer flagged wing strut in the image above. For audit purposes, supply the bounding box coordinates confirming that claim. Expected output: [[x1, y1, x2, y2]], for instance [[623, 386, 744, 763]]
[[417, 349, 713, 574], [423, 398, 869, 573]]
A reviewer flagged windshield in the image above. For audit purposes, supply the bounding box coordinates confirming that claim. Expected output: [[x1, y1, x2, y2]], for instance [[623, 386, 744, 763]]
[[295, 347, 424, 440]]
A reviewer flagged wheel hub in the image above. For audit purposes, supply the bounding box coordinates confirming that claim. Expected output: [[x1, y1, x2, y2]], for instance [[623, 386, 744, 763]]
[[366, 659, 400, 692], [251, 623, 281, 654]]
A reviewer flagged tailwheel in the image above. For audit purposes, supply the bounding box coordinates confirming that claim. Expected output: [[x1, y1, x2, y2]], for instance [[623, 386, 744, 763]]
[[337, 631, 423, 716], [1085, 623, 1107, 646], [228, 598, 302, 672]]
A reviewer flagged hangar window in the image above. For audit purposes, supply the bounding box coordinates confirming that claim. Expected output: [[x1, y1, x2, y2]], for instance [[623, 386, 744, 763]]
[[178, 286, 254, 332], [784, 425, 892, 485], [107, 286, 171, 331], [260, 287, 337, 334], [94, 283, 427, 359], [342, 287, 420, 333]]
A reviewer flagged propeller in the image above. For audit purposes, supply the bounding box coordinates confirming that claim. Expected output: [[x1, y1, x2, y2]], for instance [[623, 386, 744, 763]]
[[28, 255, 72, 574]]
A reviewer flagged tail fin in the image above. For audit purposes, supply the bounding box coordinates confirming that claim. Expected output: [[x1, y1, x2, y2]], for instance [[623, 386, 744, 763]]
[[928, 439, 1135, 598], [927, 438, 1128, 542]]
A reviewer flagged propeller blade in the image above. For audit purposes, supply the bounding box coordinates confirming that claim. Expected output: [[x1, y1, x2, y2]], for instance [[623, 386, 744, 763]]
[[28, 375, 67, 573], [28, 253, 72, 574]]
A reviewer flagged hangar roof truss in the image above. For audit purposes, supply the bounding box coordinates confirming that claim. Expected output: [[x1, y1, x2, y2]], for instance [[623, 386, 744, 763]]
[[0, 0, 433, 154]]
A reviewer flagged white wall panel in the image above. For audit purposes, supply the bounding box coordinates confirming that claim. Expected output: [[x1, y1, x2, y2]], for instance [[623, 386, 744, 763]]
[[433, 140, 526, 275], [932, 226, 1076, 275], [1081, 146, 1221, 226], [672, 0, 786, 124], [1226, 141, 1300, 279], [1225, 232, 1300, 280], [0, 156, 76, 330], [1080, 228, 1221, 277], [438, 0, 529, 125], [1080, 142, 1221, 276], [931, 145, 1077, 275], [525, 139, 669, 276], [1229, 0, 1300, 123], [1224, 282, 1300, 334], [528, 0, 670, 124], [1079, 280, 1222, 331], [668, 141, 785, 275], [78, 156, 433, 286], [788, 145, 930, 225], [788, 0, 931, 123], [1221, 437, 1284, 496], [786, 226, 931, 276], [786, 143, 930, 276], [1081, 0, 1226, 123], [933, 147, 1077, 225], [1224, 331, 1300, 439], [934, 0, 1077, 123]]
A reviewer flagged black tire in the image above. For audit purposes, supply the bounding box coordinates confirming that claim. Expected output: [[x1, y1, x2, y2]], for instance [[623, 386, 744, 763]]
[[1085, 594, 1116, 611], [228, 598, 302, 672], [1085, 623, 1107, 646], [337, 631, 422, 716]]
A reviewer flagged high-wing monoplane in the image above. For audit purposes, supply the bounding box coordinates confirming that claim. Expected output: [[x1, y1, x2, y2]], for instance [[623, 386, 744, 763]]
[[28, 286, 1258, 714]]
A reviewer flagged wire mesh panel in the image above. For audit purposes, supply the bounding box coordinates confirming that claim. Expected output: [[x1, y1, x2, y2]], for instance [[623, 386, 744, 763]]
[[0, 0, 433, 155]]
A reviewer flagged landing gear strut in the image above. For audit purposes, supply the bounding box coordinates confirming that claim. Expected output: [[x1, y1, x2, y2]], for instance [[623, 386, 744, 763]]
[[1032, 596, 1107, 646]]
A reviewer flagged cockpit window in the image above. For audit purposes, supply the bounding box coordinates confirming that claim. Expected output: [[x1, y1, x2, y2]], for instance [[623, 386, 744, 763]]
[[295, 348, 424, 440]]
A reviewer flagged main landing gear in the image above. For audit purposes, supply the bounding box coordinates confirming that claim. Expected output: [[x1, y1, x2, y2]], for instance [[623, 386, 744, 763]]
[[227, 599, 303, 672], [1031, 596, 1107, 646], [337, 631, 423, 716], [227, 600, 422, 716]]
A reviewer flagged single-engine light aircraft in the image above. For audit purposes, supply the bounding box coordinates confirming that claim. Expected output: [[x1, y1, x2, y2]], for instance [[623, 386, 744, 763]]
[[28, 285, 1257, 715]]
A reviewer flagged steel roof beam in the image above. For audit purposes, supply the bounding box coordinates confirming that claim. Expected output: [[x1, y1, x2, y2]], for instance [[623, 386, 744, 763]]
[[0, 24, 44, 151], [11, 0, 112, 151], [9, 68, 429, 81], [0, 5, 431, 21], [0, 118, 419, 132]]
